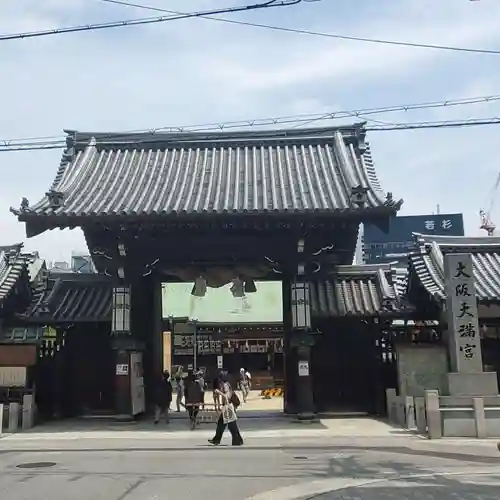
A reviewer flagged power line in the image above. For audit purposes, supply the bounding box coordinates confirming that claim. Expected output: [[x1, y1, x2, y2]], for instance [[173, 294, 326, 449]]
[[0, 0, 302, 41], [1, 118, 499, 152], [101, 0, 500, 55], [1, 92, 499, 147], [367, 117, 500, 131]]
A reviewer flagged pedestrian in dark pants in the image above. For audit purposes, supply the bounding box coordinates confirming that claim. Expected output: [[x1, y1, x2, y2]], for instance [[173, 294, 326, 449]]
[[208, 374, 243, 446], [212, 370, 222, 411], [154, 370, 173, 424], [184, 371, 203, 430]]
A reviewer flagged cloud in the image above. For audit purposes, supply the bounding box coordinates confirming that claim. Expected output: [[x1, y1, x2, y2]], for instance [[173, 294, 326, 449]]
[[1, 0, 500, 259]]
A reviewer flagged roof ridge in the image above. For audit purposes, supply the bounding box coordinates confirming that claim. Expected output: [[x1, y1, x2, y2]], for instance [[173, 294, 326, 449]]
[[413, 232, 500, 249], [64, 124, 368, 146]]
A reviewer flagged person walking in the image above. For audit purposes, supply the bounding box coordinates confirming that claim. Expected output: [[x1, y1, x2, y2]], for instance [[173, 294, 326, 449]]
[[184, 371, 204, 430], [154, 370, 173, 424], [196, 370, 206, 410], [175, 371, 184, 412], [208, 373, 243, 446], [238, 368, 250, 403], [212, 370, 222, 411]]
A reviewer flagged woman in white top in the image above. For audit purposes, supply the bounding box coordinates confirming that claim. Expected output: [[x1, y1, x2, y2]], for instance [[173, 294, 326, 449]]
[[208, 373, 243, 446]]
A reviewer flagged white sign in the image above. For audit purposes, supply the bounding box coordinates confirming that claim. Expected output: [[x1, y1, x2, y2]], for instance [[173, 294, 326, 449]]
[[424, 220, 435, 231], [217, 355, 223, 369], [424, 219, 453, 231], [0, 367, 27, 387], [444, 253, 482, 373], [298, 361, 309, 377], [116, 364, 129, 376], [130, 352, 145, 415]]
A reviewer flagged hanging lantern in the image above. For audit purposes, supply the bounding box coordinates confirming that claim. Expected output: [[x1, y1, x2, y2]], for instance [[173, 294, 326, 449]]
[[191, 276, 207, 297], [291, 281, 311, 329], [230, 277, 245, 298], [112, 286, 131, 333], [244, 278, 257, 293]]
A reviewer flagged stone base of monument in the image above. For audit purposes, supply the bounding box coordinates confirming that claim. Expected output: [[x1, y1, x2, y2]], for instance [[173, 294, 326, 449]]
[[445, 372, 499, 397], [423, 372, 500, 438]]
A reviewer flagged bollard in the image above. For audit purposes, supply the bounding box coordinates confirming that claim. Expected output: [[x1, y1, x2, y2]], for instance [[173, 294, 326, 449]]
[[385, 389, 397, 423], [0, 403, 3, 436], [473, 397, 487, 439], [405, 396, 416, 430], [424, 390, 441, 439], [414, 397, 427, 434], [8, 402, 20, 432], [22, 394, 34, 430]]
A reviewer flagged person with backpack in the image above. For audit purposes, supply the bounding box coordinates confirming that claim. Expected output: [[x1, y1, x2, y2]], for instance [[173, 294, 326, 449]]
[[184, 371, 204, 430], [153, 370, 173, 424], [208, 373, 243, 446]]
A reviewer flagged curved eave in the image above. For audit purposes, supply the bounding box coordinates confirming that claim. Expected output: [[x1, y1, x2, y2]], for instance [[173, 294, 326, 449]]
[[17, 205, 401, 239]]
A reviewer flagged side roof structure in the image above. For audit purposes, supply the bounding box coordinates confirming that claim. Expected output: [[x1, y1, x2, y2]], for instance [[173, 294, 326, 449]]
[[309, 263, 406, 317], [19, 272, 113, 324], [12, 124, 402, 236], [409, 233, 500, 301], [0, 244, 40, 311]]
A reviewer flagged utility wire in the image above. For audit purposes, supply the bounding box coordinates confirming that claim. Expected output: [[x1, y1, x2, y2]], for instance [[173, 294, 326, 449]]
[[1, 118, 500, 152], [1, 93, 499, 147], [0, 0, 301, 41], [101, 0, 500, 55]]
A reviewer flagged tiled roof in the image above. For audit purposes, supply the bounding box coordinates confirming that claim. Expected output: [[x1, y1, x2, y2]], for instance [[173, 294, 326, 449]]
[[0, 244, 37, 307], [309, 264, 404, 317], [21, 273, 113, 323], [409, 233, 500, 301], [13, 125, 402, 227]]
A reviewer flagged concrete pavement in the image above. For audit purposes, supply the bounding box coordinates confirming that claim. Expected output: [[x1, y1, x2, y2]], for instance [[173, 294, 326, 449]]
[[1, 416, 500, 499]]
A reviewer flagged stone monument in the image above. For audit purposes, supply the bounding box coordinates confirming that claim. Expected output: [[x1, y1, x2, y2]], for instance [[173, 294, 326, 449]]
[[443, 253, 498, 396]]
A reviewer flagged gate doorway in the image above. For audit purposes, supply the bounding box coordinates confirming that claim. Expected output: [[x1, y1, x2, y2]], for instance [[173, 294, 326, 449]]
[[312, 319, 382, 414], [35, 324, 114, 419]]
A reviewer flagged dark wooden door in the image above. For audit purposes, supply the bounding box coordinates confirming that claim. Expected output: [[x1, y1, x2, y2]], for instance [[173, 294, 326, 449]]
[[312, 320, 380, 414], [64, 324, 114, 415]]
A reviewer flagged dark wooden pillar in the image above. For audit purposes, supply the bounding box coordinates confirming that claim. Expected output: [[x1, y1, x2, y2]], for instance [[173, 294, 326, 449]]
[[130, 276, 163, 410], [111, 284, 144, 420], [282, 277, 296, 414], [286, 256, 317, 419]]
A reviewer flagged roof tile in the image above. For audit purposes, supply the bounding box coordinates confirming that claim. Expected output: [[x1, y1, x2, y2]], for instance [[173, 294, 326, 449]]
[[17, 126, 402, 220], [310, 264, 403, 317], [409, 233, 500, 301]]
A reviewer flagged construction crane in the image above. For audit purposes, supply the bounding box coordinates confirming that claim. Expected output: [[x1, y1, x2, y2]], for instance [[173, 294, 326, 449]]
[[480, 172, 500, 236]]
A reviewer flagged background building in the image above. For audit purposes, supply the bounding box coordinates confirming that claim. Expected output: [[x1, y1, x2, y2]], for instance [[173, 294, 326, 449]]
[[362, 213, 465, 266], [71, 252, 95, 273]]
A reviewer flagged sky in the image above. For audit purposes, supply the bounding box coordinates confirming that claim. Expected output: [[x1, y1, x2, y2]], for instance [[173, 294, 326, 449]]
[[1, 0, 500, 262]]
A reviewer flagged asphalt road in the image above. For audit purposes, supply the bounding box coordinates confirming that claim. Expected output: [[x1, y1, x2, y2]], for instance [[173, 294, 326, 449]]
[[1, 432, 500, 500]]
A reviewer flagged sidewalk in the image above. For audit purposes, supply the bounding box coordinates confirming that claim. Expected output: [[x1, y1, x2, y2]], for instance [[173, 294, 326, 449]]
[[0, 415, 420, 452]]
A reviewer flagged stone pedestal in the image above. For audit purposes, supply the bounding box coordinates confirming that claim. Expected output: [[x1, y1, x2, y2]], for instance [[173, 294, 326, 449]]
[[445, 371, 499, 397]]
